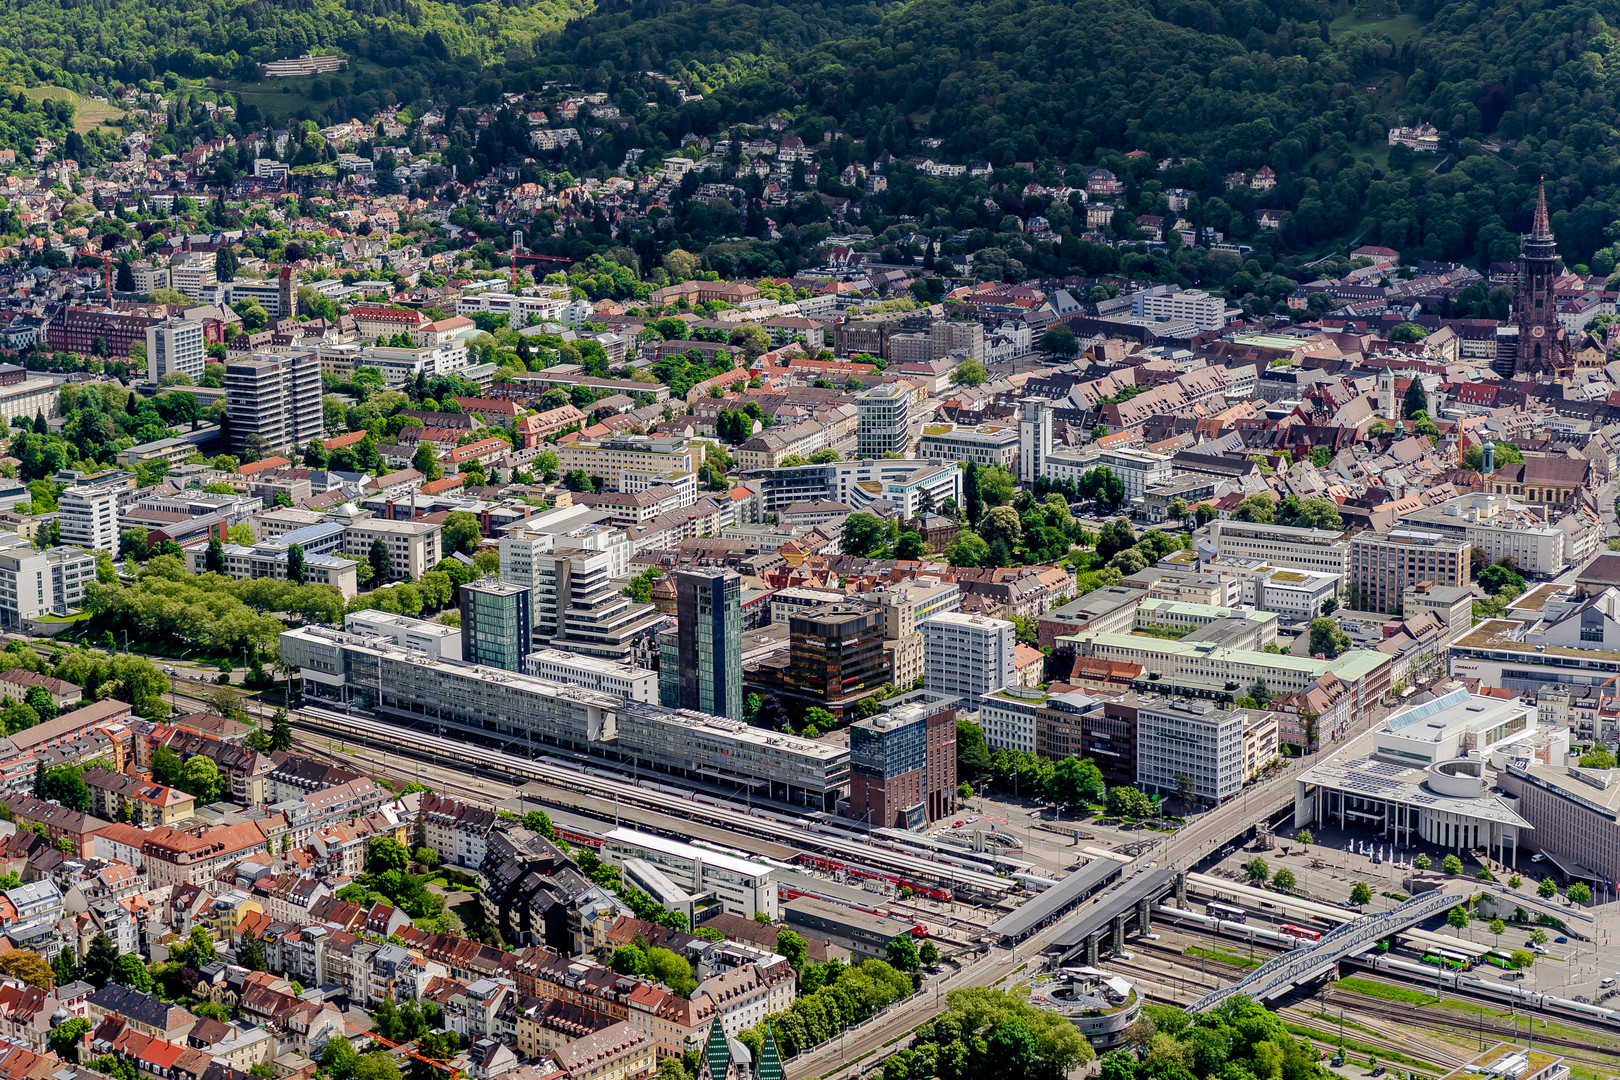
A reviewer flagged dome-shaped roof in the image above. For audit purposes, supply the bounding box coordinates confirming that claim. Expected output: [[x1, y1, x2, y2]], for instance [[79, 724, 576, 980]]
[[333, 502, 363, 518], [49, 1008, 70, 1027]]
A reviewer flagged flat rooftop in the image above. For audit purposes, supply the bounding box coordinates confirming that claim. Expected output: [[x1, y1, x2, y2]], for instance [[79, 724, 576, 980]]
[[988, 857, 1126, 942], [1455, 618, 1620, 663], [604, 826, 776, 879], [1297, 754, 1532, 829], [1047, 866, 1176, 949]]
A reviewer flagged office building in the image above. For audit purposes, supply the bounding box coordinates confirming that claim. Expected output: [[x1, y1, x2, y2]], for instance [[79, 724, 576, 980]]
[[1017, 398, 1052, 484], [145, 318, 206, 385], [617, 703, 848, 809], [556, 435, 699, 493], [0, 545, 98, 629], [461, 579, 533, 671], [977, 686, 1042, 754], [1136, 698, 1245, 805], [225, 353, 322, 455], [343, 610, 462, 659], [339, 516, 443, 581], [847, 693, 957, 829], [856, 383, 911, 459], [600, 827, 777, 920], [1402, 582, 1474, 645], [746, 605, 889, 718], [523, 649, 657, 701], [1132, 288, 1227, 331], [184, 535, 360, 598], [746, 459, 960, 517], [915, 423, 1019, 470], [1396, 493, 1571, 577], [1349, 529, 1469, 614], [1207, 519, 1351, 581], [1043, 447, 1173, 502], [59, 484, 120, 554], [1062, 629, 1392, 726], [661, 569, 742, 719], [922, 612, 1016, 699], [530, 548, 664, 663]]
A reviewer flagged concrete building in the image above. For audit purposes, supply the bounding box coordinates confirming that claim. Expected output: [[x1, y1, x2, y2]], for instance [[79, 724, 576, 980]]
[[183, 535, 360, 598], [461, 579, 533, 671], [847, 693, 957, 829], [746, 604, 889, 718], [1017, 398, 1053, 485], [340, 516, 443, 581], [344, 610, 462, 658], [922, 612, 1016, 700], [1397, 494, 1570, 577], [661, 569, 742, 720], [1042, 447, 1172, 502], [1136, 697, 1246, 805], [1297, 687, 1545, 865], [224, 353, 323, 454], [59, 482, 121, 554], [746, 459, 961, 517], [0, 545, 97, 628], [600, 827, 777, 920], [856, 383, 911, 459], [524, 649, 657, 701], [1132, 288, 1227, 332], [557, 435, 699, 493], [1349, 529, 1469, 614], [783, 896, 916, 961], [1207, 519, 1352, 581], [145, 318, 206, 385], [916, 423, 1019, 470], [1402, 582, 1474, 645], [530, 547, 664, 663], [977, 686, 1043, 755]]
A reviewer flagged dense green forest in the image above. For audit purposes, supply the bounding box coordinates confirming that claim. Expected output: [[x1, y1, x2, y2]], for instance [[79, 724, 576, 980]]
[[12, 0, 1620, 269]]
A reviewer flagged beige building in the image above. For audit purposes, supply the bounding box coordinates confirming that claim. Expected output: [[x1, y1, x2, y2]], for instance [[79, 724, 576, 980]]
[[558, 436, 699, 493], [341, 517, 443, 580], [1349, 529, 1469, 614], [554, 1022, 656, 1080]]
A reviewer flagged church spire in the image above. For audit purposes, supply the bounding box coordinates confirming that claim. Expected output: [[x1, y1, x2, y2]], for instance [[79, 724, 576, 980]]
[[1532, 179, 1552, 239], [698, 1016, 730, 1080]]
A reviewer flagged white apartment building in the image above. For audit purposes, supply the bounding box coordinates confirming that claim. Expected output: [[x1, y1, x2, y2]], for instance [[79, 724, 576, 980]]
[[0, 544, 97, 629], [131, 264, 170, 293], [523, 648, 657, 701], [223, 281, 288, 318], [343, 610, 462, 659], [557, 436, 699, 493], [600, 827, 777, 920], [922, 612, 1016, 699], [1207, 519, 1352, 581], [856, 383, 911, 459], [169, 256, 218, 300], [1136, 698, 1245, 804], [225, 353, 323, 455], [1018, 398, 1052, 484], [1132, 288, 1227, 332], [976, 686, 1041, 754], [146, 317, 206, 384], [59, 484, 119, 553], [1252, 568, 1341, 622]]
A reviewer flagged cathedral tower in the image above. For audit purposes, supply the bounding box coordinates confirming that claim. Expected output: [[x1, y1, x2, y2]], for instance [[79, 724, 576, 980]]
[[1513, 182, 1574, 380]]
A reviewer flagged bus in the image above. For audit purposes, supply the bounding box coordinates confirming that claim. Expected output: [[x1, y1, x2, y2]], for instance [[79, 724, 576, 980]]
[[1421, 948, 1473, 971], [1206, 901, 1247, 923], [1485, 949, 1516, 969], [1279, 924, 1323, 943]]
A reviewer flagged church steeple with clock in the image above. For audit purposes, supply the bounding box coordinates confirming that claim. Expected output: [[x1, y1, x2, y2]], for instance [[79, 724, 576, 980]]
[[1513, 181, 1574, 380]]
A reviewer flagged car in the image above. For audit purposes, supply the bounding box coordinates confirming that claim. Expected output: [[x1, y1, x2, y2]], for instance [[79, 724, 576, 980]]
[[1556, 935, 1568, 943], [1371, 1068, 1386, 1077], [1532, 944, 1550, 954], [1531, 853, 1546, 863], [1601, 977, 1615, 987]]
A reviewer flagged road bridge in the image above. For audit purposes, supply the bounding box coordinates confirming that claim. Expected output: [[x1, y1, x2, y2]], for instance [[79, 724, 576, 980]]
[[1186, 890, 1468, 1012]]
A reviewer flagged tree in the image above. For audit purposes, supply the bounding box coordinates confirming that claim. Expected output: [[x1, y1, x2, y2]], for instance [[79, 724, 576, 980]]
[[885, 934, 919, 972], [179, 755, 222, 803], [1308, 617, 1351, 659], [368, 837, 411, 876], [1538, 876, 1557, 898], [1095, 518, 1137, 562], [1272, 868, 1297, 893], [1489, 918, 1506, 945], [1403, 377, 1429, 418], [48, 1018, 90, 1063], [1243, 857, 1269, 885], [1041, 323, 1077, 357], [1349, 882, 1373, 909], [232, 298, 269, 332], [113, 953, 152, 992], [1233, 494, 1275, 523], [1532, 928, 1549, 945], [1569, 882, 1592, 905], [1048, 757, 1105, 809], [150, 745, 183, 786], [1077, 467, 1125, 507], [962, 462, 983, 524], [943, 530, 990, 567], [1389, 322, 1430, 344], [370, 537, 393, 582], [1246, 677, 1271, 706], [80, 931, 118, 988], [775, 929, 808, 970], [205, 535, 225, 574], [1580, 746, 1617, 768], [977, 504, 1023, 553], [1447, 905, 1470, 935], [442, 511, 483, 555], [286, 543, 305, 586], [1296, 829, 1313, 846], [270, 708, 293, 752], [1441, 854, 1464, 875], [1413, 853, 1432, 871], [0, 951, 53, 990], [1510, 948, 1535, 970], [841, 512, 888, 557], [952, 359, 987, 386], [894, 532, 927, 561]]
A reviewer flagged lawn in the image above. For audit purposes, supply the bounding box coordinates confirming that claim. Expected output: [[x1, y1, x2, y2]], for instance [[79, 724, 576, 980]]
[[14, 86, 123, 133], [1185, 946, 1261, 969], [1329, 12, 1426, 45], [213, 60, 392, 120]]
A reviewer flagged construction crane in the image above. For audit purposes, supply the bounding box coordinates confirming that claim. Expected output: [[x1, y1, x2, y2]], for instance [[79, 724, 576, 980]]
[[76, 247, 112, 305], [508, 230, 571, 290], [349, 1024, 461, 1080]]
